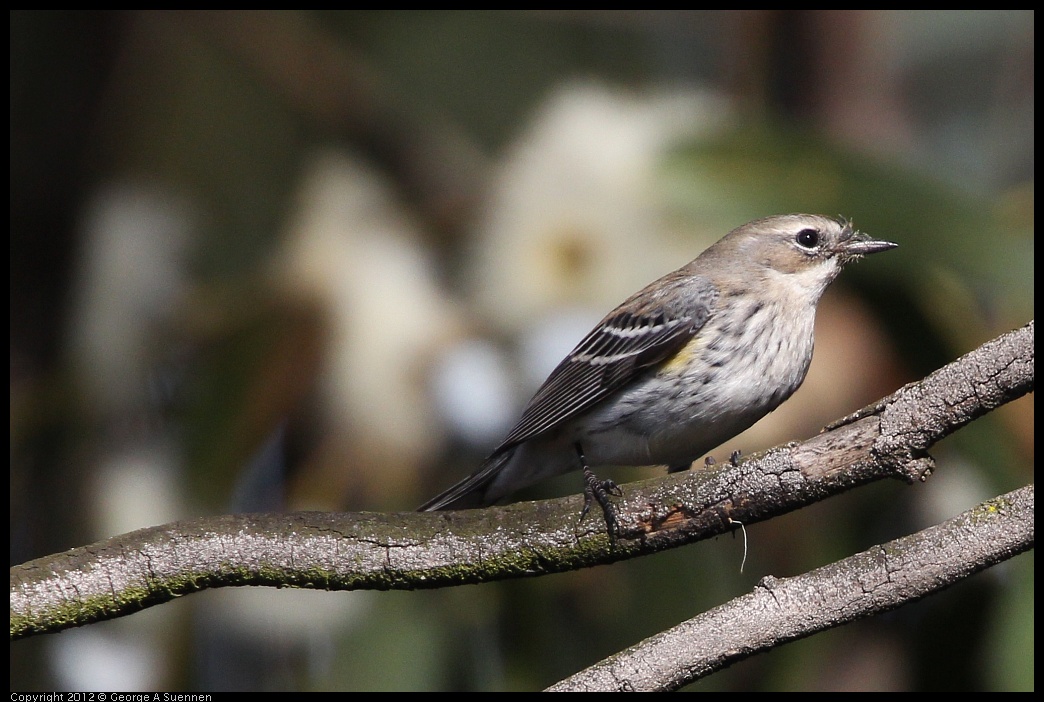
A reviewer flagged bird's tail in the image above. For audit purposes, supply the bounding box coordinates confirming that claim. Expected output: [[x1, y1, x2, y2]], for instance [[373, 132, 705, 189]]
[[417, 449, 515, 511]]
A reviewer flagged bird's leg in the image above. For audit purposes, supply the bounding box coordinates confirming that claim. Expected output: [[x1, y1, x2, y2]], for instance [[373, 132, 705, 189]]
[[575, 443, 621, 538]]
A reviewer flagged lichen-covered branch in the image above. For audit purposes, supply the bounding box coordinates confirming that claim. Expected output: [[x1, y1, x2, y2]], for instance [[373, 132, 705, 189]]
[[548, 484, 1034, 692], [10, 322, 1034, 639]]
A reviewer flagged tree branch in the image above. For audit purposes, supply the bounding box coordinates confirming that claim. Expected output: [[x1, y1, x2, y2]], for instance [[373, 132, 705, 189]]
[[9, 321, 1033, 640], [548, 484, 1034, 691]]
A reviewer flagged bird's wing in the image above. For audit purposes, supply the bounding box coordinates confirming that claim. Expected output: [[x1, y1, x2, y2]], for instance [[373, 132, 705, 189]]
[[418, 308, 703, 512], [496, 281, 714, 452]]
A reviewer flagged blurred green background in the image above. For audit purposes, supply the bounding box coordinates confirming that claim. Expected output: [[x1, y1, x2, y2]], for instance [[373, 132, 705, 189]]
[[10, 10, 1033, 691]]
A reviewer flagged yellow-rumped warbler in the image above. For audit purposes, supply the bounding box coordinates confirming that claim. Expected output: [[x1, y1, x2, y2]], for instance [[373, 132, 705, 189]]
[[420, 214, 896, 526]]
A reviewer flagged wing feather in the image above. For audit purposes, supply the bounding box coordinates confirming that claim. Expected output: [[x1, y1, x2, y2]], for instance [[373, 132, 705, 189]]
[[495, 304, 708, 451]]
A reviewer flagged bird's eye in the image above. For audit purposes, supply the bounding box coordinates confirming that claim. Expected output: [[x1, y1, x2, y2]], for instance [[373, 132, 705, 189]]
[[796, 228, 820, 249]]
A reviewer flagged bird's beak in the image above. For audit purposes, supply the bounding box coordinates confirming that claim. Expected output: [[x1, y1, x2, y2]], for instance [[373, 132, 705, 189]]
[[843, 232, 898, 256]]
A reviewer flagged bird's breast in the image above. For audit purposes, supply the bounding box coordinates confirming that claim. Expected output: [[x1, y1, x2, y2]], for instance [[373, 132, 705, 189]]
[[577, 298, 817, 466]]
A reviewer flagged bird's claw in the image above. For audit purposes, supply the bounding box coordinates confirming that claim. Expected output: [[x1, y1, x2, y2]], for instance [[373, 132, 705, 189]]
[[580, 467, 621, 539]]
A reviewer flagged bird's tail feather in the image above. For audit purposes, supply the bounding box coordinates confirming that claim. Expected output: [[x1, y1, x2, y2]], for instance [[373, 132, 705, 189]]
[[417, 449, 514, 511]]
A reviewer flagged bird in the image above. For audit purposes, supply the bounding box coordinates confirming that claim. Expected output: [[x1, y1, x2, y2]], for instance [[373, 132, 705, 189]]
[[419, 214, 896, 529]]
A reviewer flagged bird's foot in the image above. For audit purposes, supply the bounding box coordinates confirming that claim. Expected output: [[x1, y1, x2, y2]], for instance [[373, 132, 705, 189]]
[[579, 466, 622, 539]]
